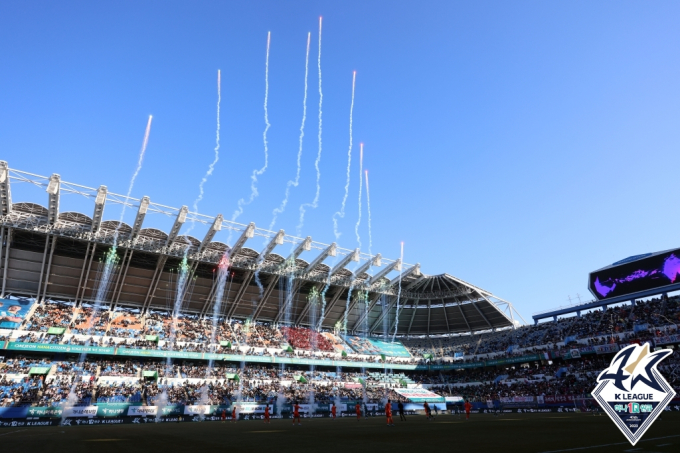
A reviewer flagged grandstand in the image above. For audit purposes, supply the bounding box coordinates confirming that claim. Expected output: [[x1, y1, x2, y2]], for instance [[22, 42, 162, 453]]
[[0, 162, 678, 429], [0, 163, 519, 336]]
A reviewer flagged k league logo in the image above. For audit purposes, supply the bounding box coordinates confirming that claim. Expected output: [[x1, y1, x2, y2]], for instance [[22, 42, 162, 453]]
[[593, 344, 675, 445]]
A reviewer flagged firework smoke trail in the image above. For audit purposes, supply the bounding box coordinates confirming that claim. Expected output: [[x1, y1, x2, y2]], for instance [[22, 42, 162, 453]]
[[392, 242, 404, 342], [115, 115, 154, 241], [342, 286, 353, 333], [319, 72, 357, 328], [233, 32, 270, 299], [63, 116, 152, 424], [231, 32, 271, 228], [332, 71, 357, 241], [364, 170, 373, 255], [207, 253, 230, 371], [342, 144, 364, 332], [268, 33, 311, 232], [161, 257, 191, 381], [354, 144, 364, 250], [297, 17, 323, 235], [191, 70, 221, 228]]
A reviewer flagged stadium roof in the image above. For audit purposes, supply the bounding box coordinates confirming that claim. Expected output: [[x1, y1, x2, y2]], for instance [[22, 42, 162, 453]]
[[0, 162, 524, 335]]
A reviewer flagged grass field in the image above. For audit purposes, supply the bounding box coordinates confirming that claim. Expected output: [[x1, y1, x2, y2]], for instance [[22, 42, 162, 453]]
[[1, 412, 678, 453]]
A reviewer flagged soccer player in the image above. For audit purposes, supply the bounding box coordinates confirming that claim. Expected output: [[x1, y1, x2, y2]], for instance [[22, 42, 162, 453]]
[[423, 402, 431, 420], [355, 402, 361, 421], [264, 404, 270, 424], [330, 403, 337, 420], [398, 401, 406, 421], [293, 402, 301, 425], [464, 400, 472, 420], [385, 399, 394, 426], [221, 408, 226, 423], [231, 406, 237, 423]]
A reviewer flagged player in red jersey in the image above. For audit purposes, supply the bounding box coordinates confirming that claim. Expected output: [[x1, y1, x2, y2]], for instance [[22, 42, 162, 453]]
[[264, 404, 270, 423], [330, 403, 337, 419], [221, 408, 226, 423], [293, 402, 301, 425], [355, 402, 361, 421], [231, 406, 237, 423], [385, 399, 394, 426], [423, 402, 431, 420], [464, 400, 472, 420]]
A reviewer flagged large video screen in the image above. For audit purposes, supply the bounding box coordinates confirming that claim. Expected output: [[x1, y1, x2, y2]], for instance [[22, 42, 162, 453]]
[[589, 249, 680, 300]]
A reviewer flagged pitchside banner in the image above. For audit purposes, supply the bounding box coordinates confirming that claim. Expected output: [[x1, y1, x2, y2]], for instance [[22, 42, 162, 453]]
[[393, 388, 445, 402], [127, 406, 158, 417], [62, 406, 98, 418]]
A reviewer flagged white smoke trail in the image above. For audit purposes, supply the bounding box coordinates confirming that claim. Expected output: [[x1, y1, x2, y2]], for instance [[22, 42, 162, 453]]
[[63, 116, 152, 420], [297, 17, 323, 235], [114, 115, 153, 242], [268, 32, 311, 231], [232, 31, 271, 225], [185, 70, 222, 239], [193, 70, 221, 216], [332, 71, 356, 240], [364, 170, 372, 256], [320, 71, 357, 326], [392, 242, 404, 341], [354, 144, 364, 250]]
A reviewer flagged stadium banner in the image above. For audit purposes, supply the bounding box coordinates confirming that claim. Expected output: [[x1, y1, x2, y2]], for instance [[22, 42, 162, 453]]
[[0, 406, 596, 428], [158, 405, 184, 416], [432, 353, 543, 371], [116, 348, 203, 360], [127, 406, 158, 417], [97, 404, 136, 417], [655, 334, 680, 346], [0, 298, 35, 330], [543, 395, 575, 404], [6, 342, 114, 355], [62, 406, 98, 418], [578, 345, 596, 355], [340, 335, 411, 357], [393, 388, 445, 402], [232, 403, 267, 414], [430, 362, 479, 370], [184, 405, 211, 415], [1, 342, 422, 371], [322, 332, 354, 354], [593, 344, 619, 354], [0, 407, 30, 418], [484, 353, 543, 367], [500, 396, 535, 403], [25, 406, 63, 418]]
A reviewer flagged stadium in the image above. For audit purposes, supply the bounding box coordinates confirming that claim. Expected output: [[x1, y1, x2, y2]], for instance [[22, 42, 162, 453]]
[[0, 161, 679, 452], [2, 4, 680, 453]]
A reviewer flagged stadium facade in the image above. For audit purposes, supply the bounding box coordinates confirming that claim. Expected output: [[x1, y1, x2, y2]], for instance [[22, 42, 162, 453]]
[[0, 162, 523, 336]]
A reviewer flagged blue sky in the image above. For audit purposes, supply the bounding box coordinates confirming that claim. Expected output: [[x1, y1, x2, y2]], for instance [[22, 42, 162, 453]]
[[1, 1, 680, 321]]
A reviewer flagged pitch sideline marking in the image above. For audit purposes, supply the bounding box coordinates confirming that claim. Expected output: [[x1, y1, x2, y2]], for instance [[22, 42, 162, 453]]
[[537, 435, 680, 453], [0, 429, 27, 437]]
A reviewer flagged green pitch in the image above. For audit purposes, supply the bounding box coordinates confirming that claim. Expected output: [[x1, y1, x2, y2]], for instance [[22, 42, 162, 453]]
[[1, 412, 678, 453]]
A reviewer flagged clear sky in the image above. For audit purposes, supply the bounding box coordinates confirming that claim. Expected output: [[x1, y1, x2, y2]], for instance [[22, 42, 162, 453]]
[[1, 1, 679, 322]]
